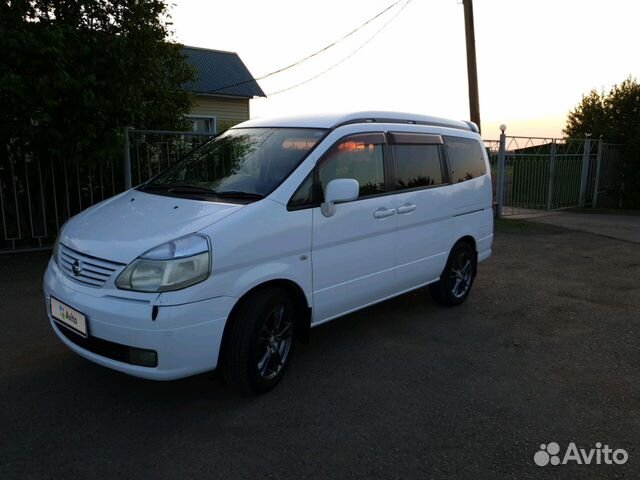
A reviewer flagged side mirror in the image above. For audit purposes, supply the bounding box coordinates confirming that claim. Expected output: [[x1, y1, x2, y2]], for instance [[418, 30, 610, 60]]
[[321, 178, 359, 217]]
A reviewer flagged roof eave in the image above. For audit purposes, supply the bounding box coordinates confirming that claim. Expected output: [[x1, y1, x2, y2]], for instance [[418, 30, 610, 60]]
[[190, 91, 267, 100]]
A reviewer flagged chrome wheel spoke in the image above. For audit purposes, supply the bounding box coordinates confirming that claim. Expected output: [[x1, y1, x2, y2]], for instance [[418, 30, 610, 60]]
[[461, 260, 472, 274], [274, 322, 292, 340], [452, 278, 462, 296], [256, 303, 292, 380], [273, 306, 284, 331], [258, 348, 272, 376], [273, 348, 283, 367], [450, 253, 472, 298]]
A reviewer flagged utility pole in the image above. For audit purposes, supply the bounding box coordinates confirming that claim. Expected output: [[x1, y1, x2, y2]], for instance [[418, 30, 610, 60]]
[[463, 0, 481, 133]]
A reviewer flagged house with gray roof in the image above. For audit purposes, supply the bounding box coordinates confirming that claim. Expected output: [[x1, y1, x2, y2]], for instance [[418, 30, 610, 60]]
[[182, 46, 265, 133]]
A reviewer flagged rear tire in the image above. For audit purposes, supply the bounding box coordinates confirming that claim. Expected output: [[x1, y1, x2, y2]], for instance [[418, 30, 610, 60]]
[[221, 287, 296, 394], [430, 241, 476, 307]]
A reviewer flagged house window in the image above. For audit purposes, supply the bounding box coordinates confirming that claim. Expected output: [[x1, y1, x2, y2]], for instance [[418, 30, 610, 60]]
[[188, 116, 216, 134]]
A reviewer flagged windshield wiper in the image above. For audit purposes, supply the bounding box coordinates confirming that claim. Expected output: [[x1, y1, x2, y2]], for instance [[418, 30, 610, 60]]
[[140, 183, 217, 195], [139, 182, 169, 191], [167, 185, 218, 195], [140, 183, 263, 200], [213, 191, 265, 199]]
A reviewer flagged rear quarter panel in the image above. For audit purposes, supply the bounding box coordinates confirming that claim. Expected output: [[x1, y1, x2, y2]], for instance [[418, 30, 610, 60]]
[[450, 137, 494, 260]]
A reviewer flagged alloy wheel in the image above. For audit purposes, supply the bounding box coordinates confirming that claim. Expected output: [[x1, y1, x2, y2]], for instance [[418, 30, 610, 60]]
[[449, 251, 473, 298], [256, 305, 293, 380]]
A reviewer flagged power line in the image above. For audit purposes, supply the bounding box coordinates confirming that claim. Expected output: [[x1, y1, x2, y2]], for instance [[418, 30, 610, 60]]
[[267, 0, 413, 96], [206, 0, 405, 95]]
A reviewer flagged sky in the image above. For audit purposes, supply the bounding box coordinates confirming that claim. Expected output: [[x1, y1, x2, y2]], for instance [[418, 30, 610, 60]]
[[170, 0, 640, 139]]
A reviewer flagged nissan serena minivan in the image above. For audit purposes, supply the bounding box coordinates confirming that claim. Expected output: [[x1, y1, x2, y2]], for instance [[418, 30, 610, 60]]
[[44, 111, 493, 393]]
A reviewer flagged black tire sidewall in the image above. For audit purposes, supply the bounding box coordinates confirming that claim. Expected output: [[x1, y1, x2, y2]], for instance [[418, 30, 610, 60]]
[[238, 289, 296, 393], [433, 242, 476, 306]]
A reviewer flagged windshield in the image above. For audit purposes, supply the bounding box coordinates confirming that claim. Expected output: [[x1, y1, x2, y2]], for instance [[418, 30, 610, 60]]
[[141, 127, 327, 201]]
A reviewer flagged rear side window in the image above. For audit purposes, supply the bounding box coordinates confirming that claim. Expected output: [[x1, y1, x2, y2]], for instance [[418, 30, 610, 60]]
[[318, 134, 385, 199], [444, 136, 486, 183], [392, 144, 444, 190]]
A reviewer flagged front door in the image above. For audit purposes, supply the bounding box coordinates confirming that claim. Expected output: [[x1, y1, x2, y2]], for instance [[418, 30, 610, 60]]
[[311, 133, 397, 323]]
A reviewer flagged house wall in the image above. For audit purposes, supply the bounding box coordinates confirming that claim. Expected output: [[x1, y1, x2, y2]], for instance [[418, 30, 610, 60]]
[[190, 95, 250, 132]]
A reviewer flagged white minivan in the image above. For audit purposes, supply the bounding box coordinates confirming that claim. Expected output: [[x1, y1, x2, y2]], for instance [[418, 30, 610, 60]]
[[44, 111, 493, 393]]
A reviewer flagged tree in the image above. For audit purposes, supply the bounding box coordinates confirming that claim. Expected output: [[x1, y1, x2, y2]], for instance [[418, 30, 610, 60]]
[[0, 0, 195, 163], [564, 77, 640, 207]]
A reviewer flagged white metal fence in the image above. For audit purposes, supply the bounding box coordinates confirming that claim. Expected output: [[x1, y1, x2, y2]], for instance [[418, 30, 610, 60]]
[[0, 129, 626, 252], [485, 134, 623, 217]]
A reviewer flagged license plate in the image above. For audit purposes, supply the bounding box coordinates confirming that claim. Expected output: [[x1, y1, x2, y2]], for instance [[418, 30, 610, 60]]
[[51, 297, 88, 337]]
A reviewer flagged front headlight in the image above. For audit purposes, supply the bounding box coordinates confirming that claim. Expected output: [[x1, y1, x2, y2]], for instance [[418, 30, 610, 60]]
[[52, 225, 65, 265], [52, 235, 61, 264], [116, 234, 211, 292]]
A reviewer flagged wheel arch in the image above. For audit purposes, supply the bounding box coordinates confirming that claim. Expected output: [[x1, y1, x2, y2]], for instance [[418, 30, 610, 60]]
[[453, 235, 478, 276], [456, 234, 477, 250], [219, 279, 312, 364]]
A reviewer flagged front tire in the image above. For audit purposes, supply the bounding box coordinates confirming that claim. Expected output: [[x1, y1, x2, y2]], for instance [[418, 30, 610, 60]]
[[221, 287, 296, 394], [430, 241, 476, 306]]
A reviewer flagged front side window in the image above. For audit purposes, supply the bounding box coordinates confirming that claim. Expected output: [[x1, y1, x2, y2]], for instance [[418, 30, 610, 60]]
[[142, 127, 326, 200], [444, 136, 486, 183], [318, 134, 385, 199], [392, 144, 444, 190]]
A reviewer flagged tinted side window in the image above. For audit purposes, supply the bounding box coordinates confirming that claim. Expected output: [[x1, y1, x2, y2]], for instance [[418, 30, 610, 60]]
[[392, 144, 443, 190], [444, 136, 486, 183], [318, 136, 385, 199]]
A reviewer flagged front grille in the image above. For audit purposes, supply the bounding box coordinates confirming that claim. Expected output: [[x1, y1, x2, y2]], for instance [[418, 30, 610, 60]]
[[54, 322, 158, 367], [58, 244, 124, 287]]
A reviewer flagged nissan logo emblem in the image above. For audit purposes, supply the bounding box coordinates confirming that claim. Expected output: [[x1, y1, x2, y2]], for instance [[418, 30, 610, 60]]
[[72, 260, 82, 276]]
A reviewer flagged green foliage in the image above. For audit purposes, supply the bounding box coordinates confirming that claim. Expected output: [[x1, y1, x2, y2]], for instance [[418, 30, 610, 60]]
[[564, 77, 640, 207], [0, 0, 195, 163]]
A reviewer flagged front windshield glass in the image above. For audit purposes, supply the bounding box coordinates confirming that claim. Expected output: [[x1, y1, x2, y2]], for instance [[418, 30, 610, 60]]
[[144, 127, 327, 199]]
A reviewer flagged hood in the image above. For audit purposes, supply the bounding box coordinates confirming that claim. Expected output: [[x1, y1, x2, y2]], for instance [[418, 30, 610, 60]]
[[61, 190, 243, 263]]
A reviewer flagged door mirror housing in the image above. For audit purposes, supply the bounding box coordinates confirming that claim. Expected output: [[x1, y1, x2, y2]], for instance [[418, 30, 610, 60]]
[[321, 178, 359, 217]]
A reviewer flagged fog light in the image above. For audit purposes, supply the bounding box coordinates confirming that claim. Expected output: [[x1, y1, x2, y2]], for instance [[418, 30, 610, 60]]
[[129, 347, 158, 367]]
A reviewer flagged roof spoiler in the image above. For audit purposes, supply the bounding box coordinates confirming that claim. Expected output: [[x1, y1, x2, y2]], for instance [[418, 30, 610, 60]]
[[463, 121, 480, 134]]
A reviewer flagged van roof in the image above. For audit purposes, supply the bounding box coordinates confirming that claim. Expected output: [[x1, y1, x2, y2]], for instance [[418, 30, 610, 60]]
[[236, 111, 478, 133]]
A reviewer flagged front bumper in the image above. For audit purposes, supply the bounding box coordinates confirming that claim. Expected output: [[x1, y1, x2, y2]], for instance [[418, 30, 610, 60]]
[[44, 259, 236, 380]]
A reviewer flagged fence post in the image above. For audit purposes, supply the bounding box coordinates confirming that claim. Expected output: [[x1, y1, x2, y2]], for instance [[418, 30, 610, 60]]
[[546, 139, 557, 210], [578, 137, 591, 207], [123, 127, 133, 190], [496, 124, 507, 218], [592, 139, 604, 208]]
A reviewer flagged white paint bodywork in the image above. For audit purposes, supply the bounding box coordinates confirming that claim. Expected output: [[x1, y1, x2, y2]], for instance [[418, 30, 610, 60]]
[[43, 111, 493, 380]]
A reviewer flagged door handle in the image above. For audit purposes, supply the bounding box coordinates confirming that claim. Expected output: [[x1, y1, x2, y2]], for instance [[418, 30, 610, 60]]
[[397, 204, 416, 214], [373, 207, 395, 219]]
